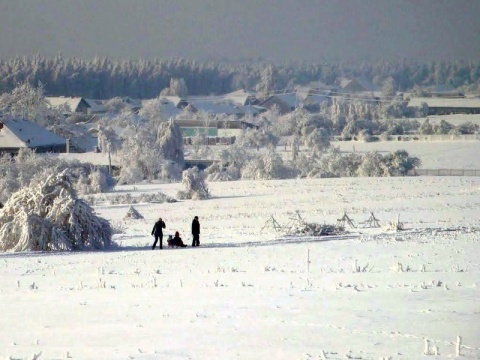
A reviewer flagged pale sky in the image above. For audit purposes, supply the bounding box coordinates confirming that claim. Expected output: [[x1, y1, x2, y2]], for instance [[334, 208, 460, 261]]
[[0, 0, 479, 62]]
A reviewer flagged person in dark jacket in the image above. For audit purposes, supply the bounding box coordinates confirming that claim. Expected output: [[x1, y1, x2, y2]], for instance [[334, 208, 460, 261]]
[[170, 231, 187, 247], [151, 217, 166, 250], [191, 216, 200, 247]]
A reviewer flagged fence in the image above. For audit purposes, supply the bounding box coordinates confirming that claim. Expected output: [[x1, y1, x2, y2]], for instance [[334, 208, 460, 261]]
[[409, 169, 480, 176]]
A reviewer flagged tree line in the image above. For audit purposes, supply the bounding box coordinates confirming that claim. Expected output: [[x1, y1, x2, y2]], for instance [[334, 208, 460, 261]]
[[0, 55, 479, 99]]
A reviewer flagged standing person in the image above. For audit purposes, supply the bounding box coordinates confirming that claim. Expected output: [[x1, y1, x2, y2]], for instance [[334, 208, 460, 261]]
[[191, 216, 200, 247], [151, 217, 166, 250]]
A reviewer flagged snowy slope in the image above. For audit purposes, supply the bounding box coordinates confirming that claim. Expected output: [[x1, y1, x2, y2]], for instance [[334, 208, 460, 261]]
[[0, 177, 479, 359]]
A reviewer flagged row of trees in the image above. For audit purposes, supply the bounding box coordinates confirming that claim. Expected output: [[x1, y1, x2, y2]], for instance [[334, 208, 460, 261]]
[[204, 145, 420, 181], [1, 55, 479, 98]]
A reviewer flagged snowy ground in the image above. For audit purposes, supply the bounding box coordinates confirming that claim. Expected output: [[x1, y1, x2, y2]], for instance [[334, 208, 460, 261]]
[[331, 140, 480, 170], [1, 177, 480, 359]]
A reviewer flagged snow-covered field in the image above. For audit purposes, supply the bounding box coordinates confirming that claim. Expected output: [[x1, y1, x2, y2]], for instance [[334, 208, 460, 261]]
[[332, 140, 480, 170], [1, 176, 480, 359]]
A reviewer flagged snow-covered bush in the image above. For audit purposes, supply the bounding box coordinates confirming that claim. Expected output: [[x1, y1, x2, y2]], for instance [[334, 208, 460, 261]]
[[241, 149, 288, 180], [0, 171, 112, 252], [205, 162, 241, 182], [0, 149, 114, 203], [85, 192, 176, 206], [178, 167, 210, 200]]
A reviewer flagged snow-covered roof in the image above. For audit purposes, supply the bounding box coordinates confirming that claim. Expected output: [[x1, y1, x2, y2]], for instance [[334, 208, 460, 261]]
[[140, 98, 182, 119], [271, 93, 298, 108], [160, 96, 184, 107], [84, 99, 107, 113], [407, 97, 480, 108], [44, 152, 120, 166], [46, 97, 86, 112], [187, 99, 244, 116], [0, 118, 66, 148], [220, 90, 257, 106], [423, 84, 458, 94]]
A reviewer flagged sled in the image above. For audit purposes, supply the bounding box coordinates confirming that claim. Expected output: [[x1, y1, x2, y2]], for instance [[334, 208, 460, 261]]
[[167, 235, 187, 248]]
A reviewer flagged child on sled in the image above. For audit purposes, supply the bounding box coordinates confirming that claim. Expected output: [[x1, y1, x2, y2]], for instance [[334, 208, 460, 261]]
[[167, 231, 187, 248]]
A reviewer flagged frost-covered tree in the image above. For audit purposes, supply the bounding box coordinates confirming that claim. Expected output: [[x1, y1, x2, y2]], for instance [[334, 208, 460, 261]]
[[433, 119, 454, 135], [205, 161, 241, 182], [304, 127, 331, 155], [357, 151, 389, 177], [419, 118, 434, 135], [454, 122, 478, 135], [0, 82, 63, 126], [235, 128, 279, 150], [241, 149, 288, 180], [157, 119, 184, 164], [160, 78, 188, 97], [381, 77, 397, 97], [103, 97, 129, 115], [178, 167, 210, 200], [117, 128, 163, 183], [0, 171, 112, 252], [384, 150, 421, 176], [139, 97, 170, 126], [96, 124, 121, 173]]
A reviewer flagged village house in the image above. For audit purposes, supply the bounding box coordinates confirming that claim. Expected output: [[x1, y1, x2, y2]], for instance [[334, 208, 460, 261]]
[[46, 96, 91, 115], [259, 93, 298, 114], [175, 118, 258, 145], [0, 116, 67, 156], [407, 97, 480, 115]]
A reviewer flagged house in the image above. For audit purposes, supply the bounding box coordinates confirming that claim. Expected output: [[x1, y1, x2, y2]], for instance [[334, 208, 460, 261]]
[[46, 97, 91, 115], [336, 78, 368, 93], [259, 93, 298, 114], [0, 116, 67, 155], [84, 99, 107, 115], [140, 98, 183, 119], [175, 118, 258, 144], [295, 86, 331, 111], [161, 96, 190, 109], [420, 84, 464, 98], [220, 89, 260, 106], [186, 98, 245, 117], [407, 97, 480, 115]]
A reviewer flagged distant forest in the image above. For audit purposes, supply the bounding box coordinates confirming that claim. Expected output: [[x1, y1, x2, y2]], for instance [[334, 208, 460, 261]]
[[1, 55, 479, 99]]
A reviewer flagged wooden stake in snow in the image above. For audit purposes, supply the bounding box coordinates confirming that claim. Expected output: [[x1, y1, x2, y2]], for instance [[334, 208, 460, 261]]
[[360, 212, 381, 228], [307, 249, 311, 273], [455, 335, 462, 356], [336, 212, 356, 229]]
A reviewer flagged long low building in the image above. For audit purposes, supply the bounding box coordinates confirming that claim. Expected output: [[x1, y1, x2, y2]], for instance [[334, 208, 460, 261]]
[[0, 117, 67, 155], [407, 97, 480, 115]]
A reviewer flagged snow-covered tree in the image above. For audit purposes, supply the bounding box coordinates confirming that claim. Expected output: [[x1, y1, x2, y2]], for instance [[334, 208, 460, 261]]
[[385, 150, 421, 176], [357, 151, 389, 177], [0, 171, 112, 252], [304, 127, 330, 155], [138, 97, 169, 126], [0, 81, 63, 126], [117, 128, 162, 183], [103, 97, 129, 115], [160, 78, 188, 97], [419, 118, 434, 135], [241, 149, 288, 180], [157, 119, 184, 165], [178, 167, 210, 200], [96, 124, 121, 174]]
